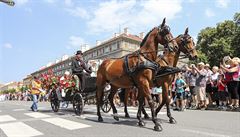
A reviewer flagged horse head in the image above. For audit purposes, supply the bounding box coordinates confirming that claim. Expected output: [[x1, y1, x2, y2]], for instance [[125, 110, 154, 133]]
[[140, 18, 178, 60], [157, 18, 177, 47], [176, 28, 198, 60]]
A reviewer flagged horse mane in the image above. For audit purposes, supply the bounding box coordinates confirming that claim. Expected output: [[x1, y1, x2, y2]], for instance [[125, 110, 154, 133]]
[[140, 28, 155, 48], [177, 34, 190, 39]]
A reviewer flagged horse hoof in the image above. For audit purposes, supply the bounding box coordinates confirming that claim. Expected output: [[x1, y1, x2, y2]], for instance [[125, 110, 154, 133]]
[[169, 118, 177, 124], [125, 114, 130, 118], [154, 125, 163, 132], [138, 121, 145, 127], [113, 116, 119, 121], [144, 115, 150, 119], [98, 117, 103, 122]]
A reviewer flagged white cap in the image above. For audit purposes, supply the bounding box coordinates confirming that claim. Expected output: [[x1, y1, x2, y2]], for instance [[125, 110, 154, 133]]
[[64, 71, 70, 75]]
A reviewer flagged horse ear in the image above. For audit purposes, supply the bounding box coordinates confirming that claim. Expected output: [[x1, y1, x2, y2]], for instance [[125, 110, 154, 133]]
[[161, 18, 166, 27], [184, 27, 189, 35]]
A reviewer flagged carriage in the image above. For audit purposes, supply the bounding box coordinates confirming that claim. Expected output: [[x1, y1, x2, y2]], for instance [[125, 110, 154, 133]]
[[49, 59, 112, 116]]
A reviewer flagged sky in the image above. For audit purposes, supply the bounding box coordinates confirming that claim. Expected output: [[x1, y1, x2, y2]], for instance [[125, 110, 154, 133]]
[[0, 0, 239, 83]]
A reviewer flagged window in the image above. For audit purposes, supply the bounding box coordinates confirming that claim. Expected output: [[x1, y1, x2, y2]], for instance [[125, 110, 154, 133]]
[[98, 48, 103, 55], [93, 51, 97, 57], [112, 43, 117, 51], [104, 46, 109, 53]]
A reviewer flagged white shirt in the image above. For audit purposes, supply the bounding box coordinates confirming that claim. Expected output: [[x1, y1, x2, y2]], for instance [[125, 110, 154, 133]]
[[211, 72, 219, 82], [206, 69, 213, 84]]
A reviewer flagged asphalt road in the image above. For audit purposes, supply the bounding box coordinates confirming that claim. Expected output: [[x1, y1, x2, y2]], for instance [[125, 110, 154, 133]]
[[0, 101, 239, 137]]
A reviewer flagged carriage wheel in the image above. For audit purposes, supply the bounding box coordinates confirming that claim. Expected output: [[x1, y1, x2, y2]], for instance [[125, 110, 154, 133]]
[[101, 99, 111, 113], [101, 92, 111, 113], [73, 93, 84, 116], [50, 91, 60, 112]]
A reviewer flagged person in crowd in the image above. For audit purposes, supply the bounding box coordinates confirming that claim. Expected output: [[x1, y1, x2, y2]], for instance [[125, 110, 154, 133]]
[[205, 64, 213, 106], [175, 73, 187, 111], [193, 62, 208, 109], [71, 50, 92, 91], [188, 64, 198, 109], [217, 74, 227, 110], [210, 66, 220, 107], [221, 58, 239, 109], [30, 76, 41, 112]]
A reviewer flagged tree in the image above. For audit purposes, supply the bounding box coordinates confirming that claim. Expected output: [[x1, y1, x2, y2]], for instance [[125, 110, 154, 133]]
[[234, 12, 240, 25], [196, 13, 240, 66]]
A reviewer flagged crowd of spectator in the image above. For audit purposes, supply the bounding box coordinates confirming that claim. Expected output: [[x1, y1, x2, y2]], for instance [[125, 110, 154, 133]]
[[170, 56, 240, 111]]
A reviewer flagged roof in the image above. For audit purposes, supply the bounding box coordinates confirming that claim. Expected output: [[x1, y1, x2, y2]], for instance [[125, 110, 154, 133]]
[[84, 33, 142, 54]]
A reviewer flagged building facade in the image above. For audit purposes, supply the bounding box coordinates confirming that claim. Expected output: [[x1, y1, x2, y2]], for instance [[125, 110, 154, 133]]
[[0, 82, 18, 92], [31, 56, 73, 78], [84, 28, 142, 60]]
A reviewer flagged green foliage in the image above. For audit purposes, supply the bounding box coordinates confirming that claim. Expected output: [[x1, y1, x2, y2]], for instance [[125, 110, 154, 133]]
[[196, 13, 240, 66]]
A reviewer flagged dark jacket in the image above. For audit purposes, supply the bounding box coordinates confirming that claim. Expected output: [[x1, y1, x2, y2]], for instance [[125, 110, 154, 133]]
[[71, 57, 92, 74]]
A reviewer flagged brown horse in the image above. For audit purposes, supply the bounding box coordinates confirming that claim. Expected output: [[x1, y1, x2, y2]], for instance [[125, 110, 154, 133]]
[[96, 18, 177, 131], [154, 28, 197, 123], [122, 28, 198, 120]]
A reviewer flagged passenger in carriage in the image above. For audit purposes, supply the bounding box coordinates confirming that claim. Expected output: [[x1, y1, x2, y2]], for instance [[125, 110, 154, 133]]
[[71, 50, 92, 91]]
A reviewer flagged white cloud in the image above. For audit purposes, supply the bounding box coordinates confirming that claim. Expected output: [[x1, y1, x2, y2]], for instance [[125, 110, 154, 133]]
[[205, 9, 215, 17], [64, 0, 73, 7], [87, 0, 182, 34], [3, 43, 13, 49], [216, 0, 230, 8], [66, 7, 90, 19], [15, 0, 29, 5], [66, 36, 85, 49]]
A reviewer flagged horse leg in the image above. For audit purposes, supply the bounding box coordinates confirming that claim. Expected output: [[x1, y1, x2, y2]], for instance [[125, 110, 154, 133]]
[[96, 74, 105, 122], [142, 106, 150, 119], [137, 96, 145, 127], [139, 79, 162, 131], [96, 86, 104, 122], [108, 85, 119, 121], [124, 89, 130, 118], [166, 95, 176, 124], [144, 91, 162, 131], [162, 83, 176, 124]]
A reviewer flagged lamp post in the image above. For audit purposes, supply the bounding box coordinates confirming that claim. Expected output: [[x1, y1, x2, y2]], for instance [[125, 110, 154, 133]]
[[0, 0, 15, 6]]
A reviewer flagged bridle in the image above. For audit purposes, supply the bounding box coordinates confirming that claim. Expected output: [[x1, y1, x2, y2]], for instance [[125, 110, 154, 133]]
[[178, 34, 196, 59]]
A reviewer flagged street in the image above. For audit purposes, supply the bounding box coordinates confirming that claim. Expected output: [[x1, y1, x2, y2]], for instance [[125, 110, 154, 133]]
[[0, 101, 239, 137]]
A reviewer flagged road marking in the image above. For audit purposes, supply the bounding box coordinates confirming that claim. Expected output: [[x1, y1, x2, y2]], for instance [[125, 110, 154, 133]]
[[0, 115, 16, 122], [13, 108, 26, 111], [38, 107, 48, 110], [180, 129, 231, 137], [42, 117, 91, 130], [0, 122, 43, 137], [80, 114, 98, 119], [24, 112, 51, 118]]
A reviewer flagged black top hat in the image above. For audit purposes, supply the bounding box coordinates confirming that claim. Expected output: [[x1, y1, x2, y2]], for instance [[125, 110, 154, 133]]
[[76, 50, 83, 55]]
